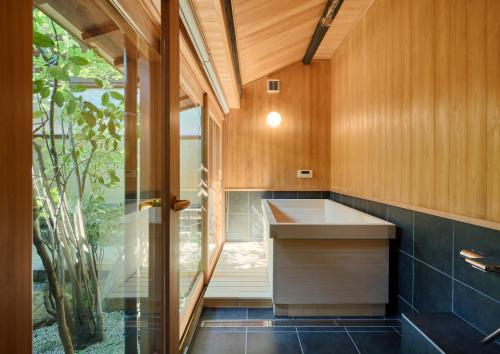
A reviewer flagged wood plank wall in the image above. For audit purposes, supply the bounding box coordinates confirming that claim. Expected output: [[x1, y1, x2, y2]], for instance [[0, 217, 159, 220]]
[[330, 0, 500, 224], [0, 1, 33, 353], [226, 61, 331, 190]]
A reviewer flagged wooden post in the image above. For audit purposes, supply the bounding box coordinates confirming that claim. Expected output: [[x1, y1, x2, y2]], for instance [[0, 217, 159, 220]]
[[0, 1, 33, 353]]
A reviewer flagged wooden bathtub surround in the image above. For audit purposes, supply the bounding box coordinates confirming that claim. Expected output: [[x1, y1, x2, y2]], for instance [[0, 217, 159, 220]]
[[226, 61, 331, 191], [330, 0, 500, 225], [262, 199, 395, 316]]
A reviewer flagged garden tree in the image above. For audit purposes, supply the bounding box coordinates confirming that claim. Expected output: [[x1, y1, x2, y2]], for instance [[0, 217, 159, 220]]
[[32, 9, 125, 353]]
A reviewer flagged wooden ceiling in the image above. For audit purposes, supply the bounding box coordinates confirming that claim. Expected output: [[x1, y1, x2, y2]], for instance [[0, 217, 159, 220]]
[[314, 0, 375, 59], [232, 0, 324, 85], [191, 0, 240, 108], [228, 0, 375, 85]]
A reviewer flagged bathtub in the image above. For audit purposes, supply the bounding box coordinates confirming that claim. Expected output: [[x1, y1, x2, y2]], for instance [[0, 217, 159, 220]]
[[262, 199, 395, 317]]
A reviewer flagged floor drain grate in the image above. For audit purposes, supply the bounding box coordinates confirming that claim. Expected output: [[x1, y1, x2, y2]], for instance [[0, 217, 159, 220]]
[[200, 319, 401, 328], [201, 319, 339, 328]]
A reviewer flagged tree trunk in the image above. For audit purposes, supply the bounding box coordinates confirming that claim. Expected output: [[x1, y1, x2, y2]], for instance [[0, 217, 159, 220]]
[[33, 211, 74, 354]]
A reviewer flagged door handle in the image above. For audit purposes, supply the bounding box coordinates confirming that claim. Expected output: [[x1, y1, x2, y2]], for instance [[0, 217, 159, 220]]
[[172, 198, 190, 212], [139, 198, 162, 211]]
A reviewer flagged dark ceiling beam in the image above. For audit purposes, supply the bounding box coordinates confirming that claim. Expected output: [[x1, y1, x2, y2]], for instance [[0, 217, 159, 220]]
[[221, 0, 242, 97], [303, 0, 345, 64]]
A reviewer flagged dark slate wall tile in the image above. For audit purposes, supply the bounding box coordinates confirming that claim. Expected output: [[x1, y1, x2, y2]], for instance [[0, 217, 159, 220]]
[[321, 191, 331, 199], [414, 212, 453, 275], [249, 214, 264, 239], [249, 191, 272, 215], [226, 214, 249, 240], [366, 200, 387, 220], [353, 197, 368, 212], [453, 281, 500, 334], [227, 191, 249, 214], [273, 191, 298, 199], [331, 192, 342, 203], [341, 195, 354, 207], [398, 251, 413, 304], [388, 206, 414, 255], [397, 296, 414, 314], [413, 261, 452, 313], [401, 316, 441, 354], [453, 222, 500, 300], [298, 191, 322, 199]]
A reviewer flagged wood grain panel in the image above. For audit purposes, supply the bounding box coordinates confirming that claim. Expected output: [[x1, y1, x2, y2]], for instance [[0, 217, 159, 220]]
[[330, 0, 500, 226], [226, 61, 330, 190], [466, 0, 487, 219], [0, 1, 32, 353], [487, 0, 500, 222]]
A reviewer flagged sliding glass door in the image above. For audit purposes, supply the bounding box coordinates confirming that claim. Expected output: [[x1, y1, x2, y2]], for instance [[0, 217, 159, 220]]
[[32, 3, 166, 353]]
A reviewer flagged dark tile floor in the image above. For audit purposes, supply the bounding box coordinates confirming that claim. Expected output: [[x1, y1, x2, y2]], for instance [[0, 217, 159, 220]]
[[188, 308, 402, 354]]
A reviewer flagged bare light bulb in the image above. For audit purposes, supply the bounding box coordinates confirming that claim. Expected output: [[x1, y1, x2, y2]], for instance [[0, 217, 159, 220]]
[[266, 111, 282, 128]]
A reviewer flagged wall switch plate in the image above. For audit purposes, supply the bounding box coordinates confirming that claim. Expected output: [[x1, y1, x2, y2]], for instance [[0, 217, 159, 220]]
[[297, 170, 313, 178]]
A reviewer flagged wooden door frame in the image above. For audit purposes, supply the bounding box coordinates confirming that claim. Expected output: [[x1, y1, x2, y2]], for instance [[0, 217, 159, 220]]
[[161, 0, 180, 353], [0, 1, 33, 353]]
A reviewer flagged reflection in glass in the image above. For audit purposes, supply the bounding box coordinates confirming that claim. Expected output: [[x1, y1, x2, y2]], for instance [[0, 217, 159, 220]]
[[179, 103, 204, 314]]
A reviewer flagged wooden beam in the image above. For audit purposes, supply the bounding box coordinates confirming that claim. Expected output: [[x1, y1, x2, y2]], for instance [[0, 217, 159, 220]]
[[303, 0, 345, 64], [81, 22, 119, 41], [220, 0, 242, 97]]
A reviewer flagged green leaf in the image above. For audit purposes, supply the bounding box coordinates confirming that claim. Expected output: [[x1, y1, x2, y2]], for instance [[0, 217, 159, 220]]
[[71, 84, 87, 93], [48, 66, 69, 81], [109, 91, 124, 101], [84, 101, 99, 112], [69, 56, 89, 66], [33, 31, 55, 48], [101, 92, 110, 106], [54, 91, 64, 107], [40, 87, 51, 99], [97, 176, 105, 184], [33, 111, 44, 118], [33, 80, 44, 93], [94, 78, 104, 88], [83, 112, 96, 127], [107, 121, 116, 135], [66, 100, 77, 114]]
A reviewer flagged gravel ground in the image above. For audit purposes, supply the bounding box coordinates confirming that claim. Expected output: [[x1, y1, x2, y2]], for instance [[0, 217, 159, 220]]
[[33, 311, 125, 353]]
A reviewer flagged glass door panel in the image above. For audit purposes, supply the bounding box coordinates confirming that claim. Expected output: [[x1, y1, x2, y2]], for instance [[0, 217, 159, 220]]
[[32, 3, 165, 353], [207, 116, 223, 268], [179, 89, 204, 333]]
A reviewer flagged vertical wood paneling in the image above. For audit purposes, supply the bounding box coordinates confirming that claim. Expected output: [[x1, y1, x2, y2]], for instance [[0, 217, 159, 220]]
[[400, 0, 412, 205], [434, 0, 450, 212], [466, 0, 487, 219], [330, 0, 500, 225], [486, 0, 500, 222], [226, 61, 330, 190], [448, 0, 467, 215], [410, 0, 435, 208]]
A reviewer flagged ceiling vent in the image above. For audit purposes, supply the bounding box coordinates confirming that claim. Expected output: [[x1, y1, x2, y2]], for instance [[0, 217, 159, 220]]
[[267, 79, 280, 93]]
